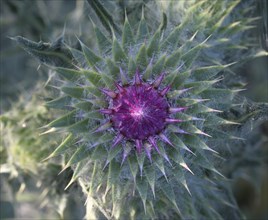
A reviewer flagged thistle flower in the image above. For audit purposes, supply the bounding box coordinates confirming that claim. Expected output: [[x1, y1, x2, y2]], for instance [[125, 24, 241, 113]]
[[98, 69, 187, 160], [12, 0, 267, 219]]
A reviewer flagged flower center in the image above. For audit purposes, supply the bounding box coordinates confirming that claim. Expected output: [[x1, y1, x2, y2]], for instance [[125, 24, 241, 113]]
[[130, 106, 145, 119], [111, 83, 169, 140]]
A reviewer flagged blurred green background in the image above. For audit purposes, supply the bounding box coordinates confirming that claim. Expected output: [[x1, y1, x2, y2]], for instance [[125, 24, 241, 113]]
[[0, 0, 267, 219]]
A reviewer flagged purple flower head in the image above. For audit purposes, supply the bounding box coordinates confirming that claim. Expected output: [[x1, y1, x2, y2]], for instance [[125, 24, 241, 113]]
[[99, 70, 186, 157]]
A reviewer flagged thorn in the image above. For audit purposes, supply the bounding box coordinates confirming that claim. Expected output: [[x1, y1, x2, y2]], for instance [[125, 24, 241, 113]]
[[41, 154, 53, 162], [93, 121, 112, 133], [99, 109, 113, 115], [141, 5, 145, 20], [195, 130, 212, 138], [120, 67, 128, 85], [40, 127, 58, 135], [100, 88, 117, 98], [180, 162, 194, 175], [121, 146, 131, 167], [64, 179, 74, 190], [160, 85, 171, 96], [115, 82, 125, 93], [153, 72, 165, 88], [174, 128, 189, 134], [58, 165, 68, 175], [165, 118, 183, 123], [163, 153, 172, 166], [179, 87, 193, 94], [144, 144, 152, 163], [169, 107, 188, 114], [124, 9, 128, 22], [186, 186, 192, 197], [102, 160, 109, 171], [190, 30, 198, 41], [148, 136, 160, 154], [88, 16, 96, 28], [159, 133, 174, 147], [190, 116, 205, 121], [112, 134, 124, 148], [208, 108, 223, 113], [134, 69, 142, 85], [135, 140, 143, 154]]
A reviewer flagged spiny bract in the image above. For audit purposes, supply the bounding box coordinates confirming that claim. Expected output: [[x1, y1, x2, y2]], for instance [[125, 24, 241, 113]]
[[16, 0, 260, 219]]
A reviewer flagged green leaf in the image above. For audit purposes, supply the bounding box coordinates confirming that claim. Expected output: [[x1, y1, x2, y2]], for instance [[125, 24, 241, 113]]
[[181, 43, 206, 68], [143, 59, 153, 80], [69, 48, 87, 66], [11, 36, 73, 67], [85, 86, 102, 98], [105, 145, 122, 166], [128, 155, 139, 182], [204, 115, 239, 127], [65, 161, 86, 189], [159, 183, 181, 215], [55, 67, 82, 81], [86, 0, 121, 35], [93, 23, 111, 54], [67, 119, 89, 133], [169, 150, 193, 175], [112, 37, 127, 62], [91, 145, 107, 160], [192, 63, 236, 80], [61, 86, 84, 99], [122, 15, 134, 49], [184, 79, 219, 95], [180, 123, 211, 138], [152, 55, 166, 75], [168, 133, 193, 154], [210, 1, 240, 33], [165, 70, 190, 88], [172, 166, 191, 195], [128, 57, 137, 77], [135, 152, 146, 176], [106, 160, 121, 190], [100, 72, 114, 89], [136, 44, 147, 69], [136, 11, 149, 42], [89, 161, 102, 194], [201, 88, 239, 103], [144, 165, 156, 198], [164, 48, 182, 69], [184, 135, 217, 154], [136, 176, 148, 212], [154, 155, 168, 181], [46, 96, 71, 109], [147, 29, 161, 58], [106, 59, 120, 78], [44, 133, 74, 160], [48, 110, 77, 127], [191, 150, 223, 177], [187, 104, 222, 114], [160, 24, 183, 51], [83, 70, 102, 85], [74, 101, 93, 111], [65, 145, 91, 167], [92, 133, 114, 147], [83, 110, 103, 120], [79, 39, 102, 67]]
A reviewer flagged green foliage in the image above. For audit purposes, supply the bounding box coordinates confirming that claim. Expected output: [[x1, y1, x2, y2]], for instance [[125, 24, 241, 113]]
[[9, 0, 268, 219]]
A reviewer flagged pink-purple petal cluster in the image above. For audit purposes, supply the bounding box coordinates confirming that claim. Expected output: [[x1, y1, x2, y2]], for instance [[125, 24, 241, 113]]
[[99, 70, 186, 155]]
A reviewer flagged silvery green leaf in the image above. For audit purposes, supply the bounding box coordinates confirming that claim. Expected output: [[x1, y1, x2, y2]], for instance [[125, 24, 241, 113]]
[[11, 36, 73, 68]]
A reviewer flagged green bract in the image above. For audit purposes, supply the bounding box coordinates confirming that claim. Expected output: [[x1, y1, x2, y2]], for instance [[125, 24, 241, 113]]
[[11, 0, 267, 219]]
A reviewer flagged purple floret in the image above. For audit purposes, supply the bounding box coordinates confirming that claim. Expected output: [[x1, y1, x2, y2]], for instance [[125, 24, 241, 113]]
[[111, 83, 169, 140]]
